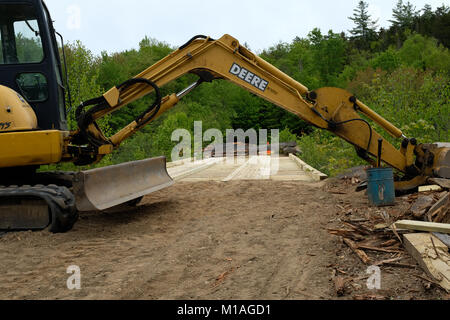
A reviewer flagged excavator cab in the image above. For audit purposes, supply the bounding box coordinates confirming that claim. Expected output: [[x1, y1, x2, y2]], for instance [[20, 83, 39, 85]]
[[0, 0, 67, 130], [0, 0, 173, 233]]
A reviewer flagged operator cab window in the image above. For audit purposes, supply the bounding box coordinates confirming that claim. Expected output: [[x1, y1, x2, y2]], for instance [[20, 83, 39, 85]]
[[16, 73, 48, 102], [0, 4, 44, 65]]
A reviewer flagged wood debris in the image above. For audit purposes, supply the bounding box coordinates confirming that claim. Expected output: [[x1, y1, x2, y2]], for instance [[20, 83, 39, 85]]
[[356, 244, 402, 253], [334, 275, 349, 296], [343, 238, 371, 264], [426, 192, 449, 223], [409, 195, 434, 218], [212, 267, 238, 288], [327, 228, 365, 241], [327, 175, 450, 298], [381, 239, 398, 247]]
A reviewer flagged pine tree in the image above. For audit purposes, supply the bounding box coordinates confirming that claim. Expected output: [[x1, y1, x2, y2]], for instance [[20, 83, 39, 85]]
[[389, 0, 418, 29], [421, 4, 433, 20], [348, 1, 378, 48]]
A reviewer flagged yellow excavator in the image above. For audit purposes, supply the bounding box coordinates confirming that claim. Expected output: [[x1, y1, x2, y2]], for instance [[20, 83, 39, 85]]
[[1, 0, 449, 232]]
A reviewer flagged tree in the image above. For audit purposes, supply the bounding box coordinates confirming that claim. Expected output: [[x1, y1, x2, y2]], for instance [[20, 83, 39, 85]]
[[421, 4, 433, 20], [308, 29, 347, 86], [348, 1, 379, 49], [62, 41, 104, 130], [389, 0, 418, 29]]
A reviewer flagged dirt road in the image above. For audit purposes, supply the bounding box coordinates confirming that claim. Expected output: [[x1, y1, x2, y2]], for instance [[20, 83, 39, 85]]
[[0, 180, 446, 300]]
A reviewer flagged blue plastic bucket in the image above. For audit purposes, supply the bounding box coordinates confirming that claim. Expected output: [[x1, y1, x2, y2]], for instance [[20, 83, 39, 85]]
[[367, 168, 395, 206]]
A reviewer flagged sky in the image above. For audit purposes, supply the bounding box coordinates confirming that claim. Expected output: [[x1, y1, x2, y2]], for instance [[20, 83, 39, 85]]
[[44, 0, 448, 55]]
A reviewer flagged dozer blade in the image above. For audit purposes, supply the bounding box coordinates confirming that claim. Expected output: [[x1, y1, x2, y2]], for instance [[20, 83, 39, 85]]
[[73, 157, 174, 212]]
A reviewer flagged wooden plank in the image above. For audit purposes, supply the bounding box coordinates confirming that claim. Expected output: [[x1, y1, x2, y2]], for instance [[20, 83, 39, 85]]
[[403, 233, 450, 291], [419, 185, 443, 192], [395, 220, 450, 234], [289, 154, 328, 181], [222, 158, 250, 182], [170, 159, 220, 181]]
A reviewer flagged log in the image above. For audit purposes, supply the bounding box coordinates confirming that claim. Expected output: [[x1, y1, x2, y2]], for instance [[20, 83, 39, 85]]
[[343, 238, 371, 264], [403, 233, 450, 292], [395, 220, 450, 234]]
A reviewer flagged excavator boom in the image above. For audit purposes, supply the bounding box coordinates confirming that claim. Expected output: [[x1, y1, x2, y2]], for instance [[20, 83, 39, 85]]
[[76, 34, 449, 189]]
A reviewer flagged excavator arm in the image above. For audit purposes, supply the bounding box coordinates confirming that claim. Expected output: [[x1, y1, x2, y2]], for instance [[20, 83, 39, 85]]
[[72, 34, 450, 191]]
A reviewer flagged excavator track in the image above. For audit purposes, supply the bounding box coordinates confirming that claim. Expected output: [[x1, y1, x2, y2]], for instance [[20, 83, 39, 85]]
[[0, 184, 78, 233]]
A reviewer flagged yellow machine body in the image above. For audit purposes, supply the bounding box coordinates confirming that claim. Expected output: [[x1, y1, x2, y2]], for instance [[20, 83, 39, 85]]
[[0, 85, 38, 132], [0, 130, 65, 168], [0, 85, 65, 168]]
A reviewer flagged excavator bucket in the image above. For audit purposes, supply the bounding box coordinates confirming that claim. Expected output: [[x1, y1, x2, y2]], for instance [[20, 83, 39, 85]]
[[73, 157, 173, 212]]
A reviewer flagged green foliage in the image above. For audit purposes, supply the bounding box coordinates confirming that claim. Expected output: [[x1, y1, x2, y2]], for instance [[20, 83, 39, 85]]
[[63, 41, 105, 131], [398, 34, 450, 72], [390, 71, 448, 142], [279, 128, 299, 143], [152, 112, 190, 160], [15, 33, 43, 63], [348, 67, 449, 144], [348, 1, 379, 49], [370, 48, 401, 72], [297, 129, 364, 177], [379, 3, 449, 50]]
